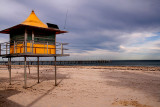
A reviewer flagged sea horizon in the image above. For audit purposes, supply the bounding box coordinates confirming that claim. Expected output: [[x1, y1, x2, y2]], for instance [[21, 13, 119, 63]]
[[0, 60, 160, 67]]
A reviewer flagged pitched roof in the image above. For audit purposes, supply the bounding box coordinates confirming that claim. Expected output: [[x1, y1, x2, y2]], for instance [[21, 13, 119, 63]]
[[0, 10, 67, 34], [0, 24, 67, 34], [21, 10, 48, 28]]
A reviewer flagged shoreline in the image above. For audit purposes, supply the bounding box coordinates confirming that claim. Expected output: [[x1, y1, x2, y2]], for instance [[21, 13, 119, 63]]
[[1, 65, 160, 71]]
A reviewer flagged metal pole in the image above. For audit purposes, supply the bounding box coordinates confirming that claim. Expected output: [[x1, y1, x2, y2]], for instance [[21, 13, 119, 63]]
[[54, 56, 57, 86], [24, 57, 27, 88], [37, 57, 39, 83]]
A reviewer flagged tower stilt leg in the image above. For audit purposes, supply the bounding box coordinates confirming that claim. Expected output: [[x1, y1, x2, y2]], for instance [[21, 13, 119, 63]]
[[24, 57, 27, 88], [28, 61, 30, 74], [54, 56, 57, 86], [8, 57, 11, 85], [37, 57, 39, 83]]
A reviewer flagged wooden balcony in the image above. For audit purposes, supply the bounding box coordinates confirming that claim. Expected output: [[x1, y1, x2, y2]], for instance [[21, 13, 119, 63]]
[[0, 40, 69, 58]]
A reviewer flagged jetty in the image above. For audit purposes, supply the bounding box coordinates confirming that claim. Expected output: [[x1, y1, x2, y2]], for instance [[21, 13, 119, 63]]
[[0, 60, 109, 65]]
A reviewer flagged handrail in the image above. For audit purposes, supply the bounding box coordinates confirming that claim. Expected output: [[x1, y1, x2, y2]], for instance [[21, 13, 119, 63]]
[[0, 40, 68, 55]]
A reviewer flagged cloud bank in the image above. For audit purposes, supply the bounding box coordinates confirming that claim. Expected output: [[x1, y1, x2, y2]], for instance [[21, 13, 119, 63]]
[[0, 0, 160, 60]]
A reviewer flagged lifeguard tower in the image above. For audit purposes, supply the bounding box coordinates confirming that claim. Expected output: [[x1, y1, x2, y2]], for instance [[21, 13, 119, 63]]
[[0, 10, 69, 88]]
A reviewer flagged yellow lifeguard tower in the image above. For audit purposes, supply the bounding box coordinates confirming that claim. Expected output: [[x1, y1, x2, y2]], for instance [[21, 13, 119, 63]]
[[0, 10, 69, 88]]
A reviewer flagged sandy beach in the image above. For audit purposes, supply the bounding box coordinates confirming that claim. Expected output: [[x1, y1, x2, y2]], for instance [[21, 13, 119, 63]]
[[0, 65, 160, 107]]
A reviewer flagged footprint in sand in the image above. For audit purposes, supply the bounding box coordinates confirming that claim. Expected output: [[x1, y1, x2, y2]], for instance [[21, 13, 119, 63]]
[[112, 100, 151, 107]]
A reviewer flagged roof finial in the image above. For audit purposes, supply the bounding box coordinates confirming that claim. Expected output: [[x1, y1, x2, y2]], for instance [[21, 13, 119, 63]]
[[21, 10, 48, 28]]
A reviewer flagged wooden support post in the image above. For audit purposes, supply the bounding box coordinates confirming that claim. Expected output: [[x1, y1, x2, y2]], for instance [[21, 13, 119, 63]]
[[24, 57, 27, 88], [23, 42, 25, 53], [47, 42, 48, 54], [61, 44, 63, 55], [6, 43, 7, 54], [15, 42, 17, 53], [24, 29, 27, 53], [32, 31, 34, 41], [8, 58, 9, 81], [32, 41, 34, 54], [14, 41, 15, 53], [8, 58, 11, 85], [54, 56, 57, 86], [35, 47, 36, 54], [26, 41, 27, 53], [28, 61, 30, 74], [0, 44, 1, 55], [32, 31, 34, 53], [37, 57, 40, 83], [44, 44, 45, 54], [30, 41, 32, 53]]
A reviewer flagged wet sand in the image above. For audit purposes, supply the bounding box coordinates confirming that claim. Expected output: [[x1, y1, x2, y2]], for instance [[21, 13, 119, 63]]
[[0, 65, 160, 107]]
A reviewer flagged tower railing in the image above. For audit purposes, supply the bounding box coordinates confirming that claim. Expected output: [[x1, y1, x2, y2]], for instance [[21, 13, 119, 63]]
[[0, 40, 68, 56]]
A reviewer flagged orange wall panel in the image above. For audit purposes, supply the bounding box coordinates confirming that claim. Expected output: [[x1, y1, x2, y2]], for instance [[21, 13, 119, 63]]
[[10, 43, 56, 54]]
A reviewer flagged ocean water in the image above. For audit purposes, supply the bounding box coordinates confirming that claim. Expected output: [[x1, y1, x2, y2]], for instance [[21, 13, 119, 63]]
[[63, 60, 160, 67], [0, 60, 160, 67], [53, 60, 160, 67], [104, 60, 160, 67]]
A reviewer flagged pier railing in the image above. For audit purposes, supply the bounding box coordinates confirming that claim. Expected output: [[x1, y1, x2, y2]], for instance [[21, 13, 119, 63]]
[[0, 40, 68, 56]]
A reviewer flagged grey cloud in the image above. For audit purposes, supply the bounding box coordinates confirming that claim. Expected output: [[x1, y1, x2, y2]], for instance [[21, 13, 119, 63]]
[[0, 0, 160, 59]]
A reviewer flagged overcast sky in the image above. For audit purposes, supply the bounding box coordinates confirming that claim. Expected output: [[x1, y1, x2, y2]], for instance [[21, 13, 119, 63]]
[[0, 0, 160, 60]]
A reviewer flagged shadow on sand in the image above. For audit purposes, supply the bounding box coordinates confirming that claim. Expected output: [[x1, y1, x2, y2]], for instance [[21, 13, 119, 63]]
[[100, 70, 160, 101], [0, 89, 23, 107], [0, 68, 70, 107], [25, 72, 70, 107]]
